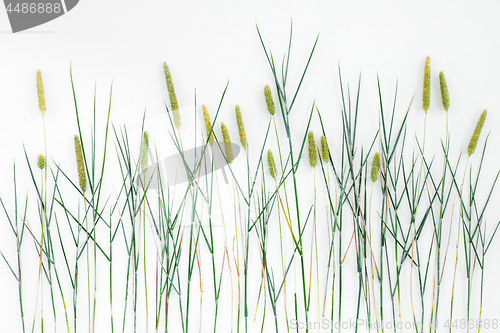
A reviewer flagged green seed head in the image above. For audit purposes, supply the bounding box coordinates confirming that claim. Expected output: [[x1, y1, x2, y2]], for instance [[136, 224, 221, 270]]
[[164, 63, 181, 128], [221, 122, 234, 164], [467, 109, 487, 156], [37, 70, 46, 116], [164, 63, 179, 110], [267, 149, 277, 179], [74, 135, 87, 193], [37, 154, 46, 170], [320, 136, 330, 162], [308, 131, 317, 168], [439, 71, 450, 111], [264, 85, 275, 116], [370, 152, 380, 182], [235, 104, 247, 151], [202, 104, 214, 145], [141, 131, 149, 172], [423, 56, 431, 112]]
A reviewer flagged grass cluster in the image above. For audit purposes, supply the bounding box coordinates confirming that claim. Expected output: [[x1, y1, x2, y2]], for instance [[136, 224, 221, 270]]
[[1, 26, 499, 333]]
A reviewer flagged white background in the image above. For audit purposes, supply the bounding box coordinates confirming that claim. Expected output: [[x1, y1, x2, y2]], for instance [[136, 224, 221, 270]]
[[0, 1, 499, 332]]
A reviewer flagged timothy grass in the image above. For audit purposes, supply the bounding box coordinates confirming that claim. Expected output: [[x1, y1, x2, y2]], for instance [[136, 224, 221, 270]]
[[2, 26, 500, 333]]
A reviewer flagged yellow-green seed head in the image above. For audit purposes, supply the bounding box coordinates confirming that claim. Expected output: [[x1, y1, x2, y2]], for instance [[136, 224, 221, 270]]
[[235, 104, 247, 151], [320, 136, 330, 162], [308, 131, 317, 168], [221, 122, 234, 164], [439, 71, 450, 112], [264, 85, 275, 116], [467, 109, 487, 156], [164, 63, 179, 111], [141, 131, 149, 172], [370, 152, 380, 182], [74, 135, 87, 193], [37, 154, 46, 170], [37, 70, 46, 116], [423, 56, 431, 112], [202, 104, 214, 145], [267, 149, 277, 179]]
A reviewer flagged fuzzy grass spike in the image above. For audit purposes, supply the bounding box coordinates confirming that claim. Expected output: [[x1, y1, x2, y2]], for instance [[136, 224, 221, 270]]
[[370, 152, 380, 182], [202, 104, 214, 145], [164, 62, 181, 128], [267, 149, 277, 179], [320, 135, 329, 162], [423, 56, 431, 112], [36, 70, 46, 116], [439, 71, 450, 111], [264, 85, 275, 116], [74, 135, 86, 193], [221, 122, 234, 164], [37, 154, 46, 170], [308, 131, 317, 168]]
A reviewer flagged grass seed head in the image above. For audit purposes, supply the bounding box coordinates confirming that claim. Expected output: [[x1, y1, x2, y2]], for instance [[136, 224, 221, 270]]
[[74, 135, 87, 193], [172, 109, 181, 129], [423, 56, 431, 112], [264, 85, 275, 116], [37, 70, 46, 116], [439, 71, 450, 111], [320, 135, 330, 162], [202, 104, 214, 145], [267, 149, 277, 179], [371, 152, 380, 182], [37, 154, 46, 170], [308, 131, 317, 168], [141, 131, 149, 172], [164, 62, 181, 128], [221, 122, 234, 164], [467, 109, 487, 156], [235, 104, 247, 151], [163, 63, 179, 110]]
